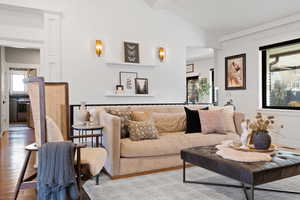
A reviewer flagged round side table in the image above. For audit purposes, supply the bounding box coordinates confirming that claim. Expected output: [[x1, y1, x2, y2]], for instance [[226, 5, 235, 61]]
[[72, 124, 104, 147]]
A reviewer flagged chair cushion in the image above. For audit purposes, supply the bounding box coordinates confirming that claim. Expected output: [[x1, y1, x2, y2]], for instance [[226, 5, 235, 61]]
[[78, 147, 107, 176], [120, 131, 237, 158], [46, 116, 64, 142]]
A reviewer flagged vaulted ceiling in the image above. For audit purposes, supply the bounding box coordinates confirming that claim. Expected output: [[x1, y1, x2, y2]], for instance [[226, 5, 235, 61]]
[[145, 0, 300, 36]]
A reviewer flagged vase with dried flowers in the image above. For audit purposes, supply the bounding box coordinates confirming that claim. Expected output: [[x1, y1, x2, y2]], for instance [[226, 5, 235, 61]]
[[248, 112, 275, 150]]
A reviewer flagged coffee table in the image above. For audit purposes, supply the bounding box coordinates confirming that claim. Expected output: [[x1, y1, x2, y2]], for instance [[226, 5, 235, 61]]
[[181, 146, 300, 200]]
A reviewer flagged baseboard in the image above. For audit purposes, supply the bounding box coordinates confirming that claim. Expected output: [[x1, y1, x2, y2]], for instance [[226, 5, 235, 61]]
[[108, 164, 193, 180]]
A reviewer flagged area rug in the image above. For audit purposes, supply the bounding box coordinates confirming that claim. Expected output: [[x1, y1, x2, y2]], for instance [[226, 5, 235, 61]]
[[83, 167, 300, 200]]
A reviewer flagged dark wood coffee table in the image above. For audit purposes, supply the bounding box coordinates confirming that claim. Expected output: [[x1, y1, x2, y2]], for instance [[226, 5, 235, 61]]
[[181, 146, 300, 200]]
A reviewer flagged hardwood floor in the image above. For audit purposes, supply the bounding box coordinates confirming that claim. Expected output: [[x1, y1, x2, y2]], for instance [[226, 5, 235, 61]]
[[0, 127, 36, 200], [0, 126, 91, 200]]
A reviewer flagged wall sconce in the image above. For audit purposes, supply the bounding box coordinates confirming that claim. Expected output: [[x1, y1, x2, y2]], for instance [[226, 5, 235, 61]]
[[96, 40, 103, 56], [158, 47, 166, 62]]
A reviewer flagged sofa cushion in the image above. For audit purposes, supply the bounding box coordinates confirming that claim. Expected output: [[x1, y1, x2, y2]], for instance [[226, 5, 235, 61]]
[[152, 112, 186, 133], [128, 120, 159, 141], [131, 111, 152, 121], [120, 131, 237, 158], [131, 111, 186, 133]]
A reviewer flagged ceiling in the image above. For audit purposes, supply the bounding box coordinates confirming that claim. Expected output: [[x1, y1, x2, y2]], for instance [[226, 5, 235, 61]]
[[146, 0, 300, 36]]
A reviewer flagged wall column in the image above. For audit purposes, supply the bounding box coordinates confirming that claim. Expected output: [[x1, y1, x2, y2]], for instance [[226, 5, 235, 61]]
[[43, 12, 62, 82]]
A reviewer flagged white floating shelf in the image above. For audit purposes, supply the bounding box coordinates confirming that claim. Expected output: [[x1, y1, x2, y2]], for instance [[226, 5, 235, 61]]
[[106, 61, 156, 67], [105, 91, 154, 97]]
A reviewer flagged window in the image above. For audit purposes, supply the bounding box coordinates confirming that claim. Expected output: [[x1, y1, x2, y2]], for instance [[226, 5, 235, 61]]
[[261, 38, 300, 109], [12, 74, 25, 92], [10, 70, 27, 94]]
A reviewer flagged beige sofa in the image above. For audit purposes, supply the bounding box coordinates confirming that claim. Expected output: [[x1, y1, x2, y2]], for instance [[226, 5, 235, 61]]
[[89, 105, 245, 178]]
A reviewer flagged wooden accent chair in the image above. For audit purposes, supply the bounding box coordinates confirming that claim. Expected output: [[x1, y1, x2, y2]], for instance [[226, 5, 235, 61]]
[[43, 81, 107, 182], [14, 77, 84, 200], [14, 77, 106, 199]]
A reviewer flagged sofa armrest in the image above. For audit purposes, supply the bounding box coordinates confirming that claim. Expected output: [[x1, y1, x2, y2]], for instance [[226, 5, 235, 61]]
[[234, 112, 245, 135], [101, 110, 121, 176]]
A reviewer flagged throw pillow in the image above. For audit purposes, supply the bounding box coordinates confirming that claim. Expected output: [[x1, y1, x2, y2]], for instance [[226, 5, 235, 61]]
[[184, 107, 208, 133], [131, 111, 152, 121], [151, 112, 186, 133], [131, 111, 187, 133], [128, 120, 159, 141], [106, 110, 132, 138], [198, 109, 236, 134], [221, 109, 236, 133]]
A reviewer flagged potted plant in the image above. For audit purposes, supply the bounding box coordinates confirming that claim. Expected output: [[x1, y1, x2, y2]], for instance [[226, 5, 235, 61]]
[[248, 112, 275, 150], [197, 78, 210, 101]]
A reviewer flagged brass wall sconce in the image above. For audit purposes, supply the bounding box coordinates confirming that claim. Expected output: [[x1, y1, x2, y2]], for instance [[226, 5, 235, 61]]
[[158, 47, 166, 62], [96, 40, 103, 56]]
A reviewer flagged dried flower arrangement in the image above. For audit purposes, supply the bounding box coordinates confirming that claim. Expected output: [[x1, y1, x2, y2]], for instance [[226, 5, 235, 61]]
[[248, 112, 275, 132], [244, 112, 282, 145]]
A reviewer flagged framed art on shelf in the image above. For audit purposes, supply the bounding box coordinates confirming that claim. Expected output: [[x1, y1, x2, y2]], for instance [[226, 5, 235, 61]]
[[119, 72, 138, 94], [186, 64, 194, 73], [135, 78, 148, 94], [225, 54, 246, 90], [124, 41, 140, 63]]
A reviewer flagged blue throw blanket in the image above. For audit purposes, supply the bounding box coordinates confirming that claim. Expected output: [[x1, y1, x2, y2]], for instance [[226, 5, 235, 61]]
[[38, 141, 79, 200]]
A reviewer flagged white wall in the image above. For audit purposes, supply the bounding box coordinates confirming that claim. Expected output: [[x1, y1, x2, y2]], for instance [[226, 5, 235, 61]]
[[189, 58, 214, 77], [216, 20, 300, 147], [0, 0, 209, 105], [5, 47, 40, 64]]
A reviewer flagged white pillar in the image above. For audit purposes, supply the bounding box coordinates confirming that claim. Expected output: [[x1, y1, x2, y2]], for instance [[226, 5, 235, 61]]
[[43, 12, 62, 82]]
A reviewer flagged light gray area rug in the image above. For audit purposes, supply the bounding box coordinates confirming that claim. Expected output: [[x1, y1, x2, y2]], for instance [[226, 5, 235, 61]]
[[83, 167, 300, 200]]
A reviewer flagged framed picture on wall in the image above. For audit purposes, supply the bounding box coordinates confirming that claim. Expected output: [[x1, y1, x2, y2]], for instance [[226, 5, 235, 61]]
[[119, 72, 138, 94], [124, 41, 140, 63], [225, 54, 246, 90], [135, 78, 148, 94], [186, 64, 194, 73]]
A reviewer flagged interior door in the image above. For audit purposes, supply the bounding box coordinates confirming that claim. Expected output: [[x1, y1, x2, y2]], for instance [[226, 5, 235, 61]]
[[0, 47, 9, 135]]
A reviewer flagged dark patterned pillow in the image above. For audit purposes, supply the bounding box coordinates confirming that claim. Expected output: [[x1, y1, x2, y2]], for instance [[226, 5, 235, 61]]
[[106, 110, 132, 138], [128, 120, 159, 141]]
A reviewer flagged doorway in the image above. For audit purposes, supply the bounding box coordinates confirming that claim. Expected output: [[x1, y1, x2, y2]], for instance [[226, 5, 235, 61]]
[[0, 46, 40, 133], [185, 47, 216, 104]]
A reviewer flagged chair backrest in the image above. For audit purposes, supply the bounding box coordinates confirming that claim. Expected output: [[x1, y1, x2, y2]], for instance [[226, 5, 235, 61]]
[[24, 77, 47, 146], [25, 77, 69, 146], [45, 82, 70, 140]]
